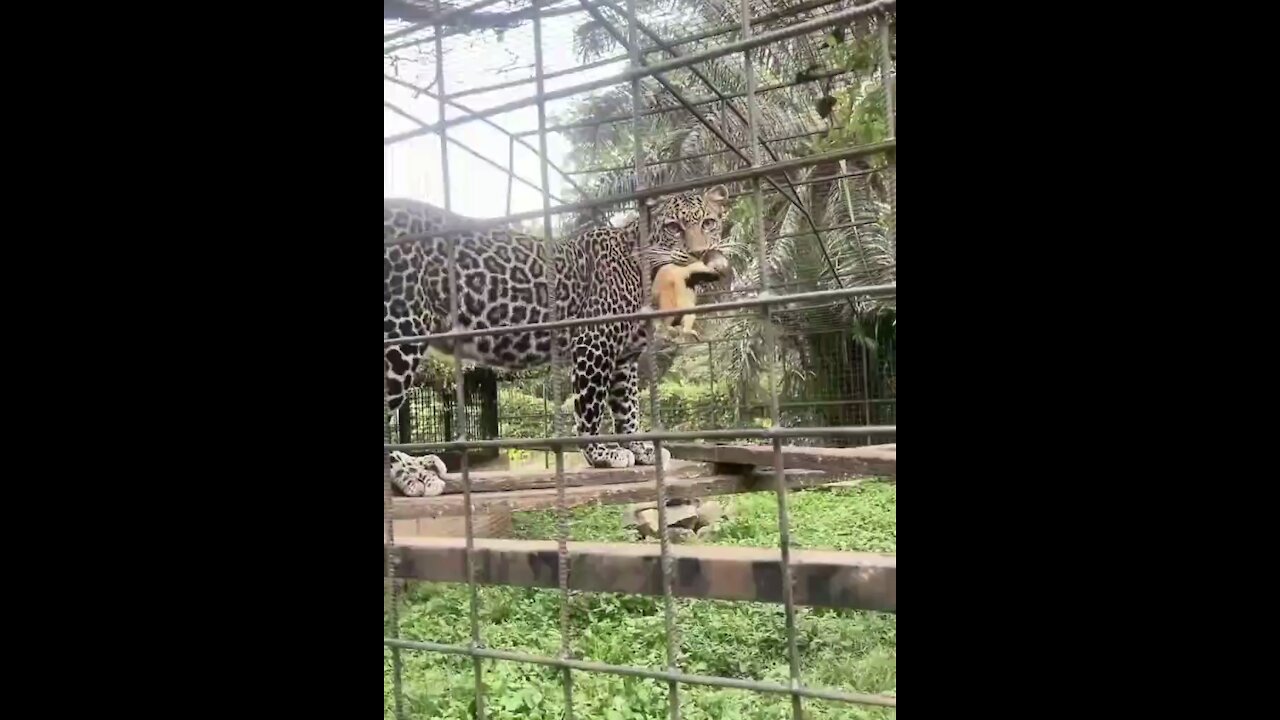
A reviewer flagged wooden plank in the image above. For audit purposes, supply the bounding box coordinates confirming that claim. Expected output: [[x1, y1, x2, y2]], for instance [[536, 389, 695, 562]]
[[666, 442, 896, 478], [391, 470, 842, 519], [435, 460, 709, 494], [388, 510, 513, 541], [386, 536, 896, 611]]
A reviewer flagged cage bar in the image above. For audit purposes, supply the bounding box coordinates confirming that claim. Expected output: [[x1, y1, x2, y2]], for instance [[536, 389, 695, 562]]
[[388, 424, 896, 454], [383, 638, 897, 707], [384, 2, 897, 715], [383, 0, 897, 145], [433, 0, 848, 100], [383, 140, 895, 243], [384, 283, 895, 348]]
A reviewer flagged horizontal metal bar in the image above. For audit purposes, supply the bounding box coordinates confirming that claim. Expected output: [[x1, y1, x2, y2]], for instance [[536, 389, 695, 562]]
[[445, 0, 848, 101], [383, 0, 897, 145], [383, 73, 604, 220], [773, 219, 883, 241], [666, 442, 896, 477], [386, 536, 896, 609], [383, 140, 896, 243], [382, 0, 510, 45], [384, 284, 896, 347], [383, 101, 568, 204], [750, 398, 898, 408], [386, 425, 897, 452], [446, 53, 622, 100], [515, 67, 850, 137], [382, 638, 897, 707], [384, 0, 588, 53], [565, 127, 835, 176], [726, 165, 885, 198]]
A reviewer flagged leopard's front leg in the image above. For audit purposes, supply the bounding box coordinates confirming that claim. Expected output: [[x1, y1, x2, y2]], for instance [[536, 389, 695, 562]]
[[608, 361, 670, 467], [574, 334, 635, 468]]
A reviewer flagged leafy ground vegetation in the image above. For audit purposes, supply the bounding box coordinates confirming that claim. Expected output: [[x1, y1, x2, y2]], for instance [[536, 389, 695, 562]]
[[384, 482, 895, 719]]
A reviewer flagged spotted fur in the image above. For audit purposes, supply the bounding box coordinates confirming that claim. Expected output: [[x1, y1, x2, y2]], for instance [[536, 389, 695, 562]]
[[383, 187, 730, 489], [388, 450, 446, 497]]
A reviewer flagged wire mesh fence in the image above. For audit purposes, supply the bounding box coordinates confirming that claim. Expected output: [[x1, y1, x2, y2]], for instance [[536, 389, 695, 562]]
[[384, 0, 896, 717]]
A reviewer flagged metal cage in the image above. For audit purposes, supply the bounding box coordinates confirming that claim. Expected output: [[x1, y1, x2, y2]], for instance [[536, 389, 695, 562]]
[[384, 0, 897, 717]]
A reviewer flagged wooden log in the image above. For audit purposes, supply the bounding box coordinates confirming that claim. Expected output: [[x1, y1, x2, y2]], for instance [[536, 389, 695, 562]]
[[385, 536, 896, 611], [436, 460, 709, 494], [666, 443, 896, 478], [391, 470, 843, 519]]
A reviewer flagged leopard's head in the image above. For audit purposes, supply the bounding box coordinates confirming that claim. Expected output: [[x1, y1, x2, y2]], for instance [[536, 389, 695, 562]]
[[642, 185, 730, 270]]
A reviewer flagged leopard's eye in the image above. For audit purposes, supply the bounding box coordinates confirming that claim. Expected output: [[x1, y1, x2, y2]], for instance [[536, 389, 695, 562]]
[[664, 221, 682, 234], [702, 218, 718, 230]]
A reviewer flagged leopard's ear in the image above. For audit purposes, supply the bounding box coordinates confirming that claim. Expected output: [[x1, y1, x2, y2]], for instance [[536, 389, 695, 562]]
[[702, 184, 729, 210]]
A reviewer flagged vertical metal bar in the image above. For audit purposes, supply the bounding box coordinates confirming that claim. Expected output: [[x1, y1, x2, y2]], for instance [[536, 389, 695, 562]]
[[506, 134, 517, 218], [630, 2, 679, 718], [397, 399, 412, 444], [542, 376, 551, 470], [384, 424, 405, 720], [743, 2, 803, 718], [708, 342, 715, 428], [532, 4, 575, 717], [860, 341, 872, 446], [434, 14, 485, 720], [878, 11, 895, 137]]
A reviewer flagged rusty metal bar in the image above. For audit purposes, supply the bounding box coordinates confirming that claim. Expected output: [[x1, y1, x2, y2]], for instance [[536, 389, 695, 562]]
[[382, 0, 510, 45], [513, 66, 850, 138], [439, 0, 847, 101], [432, 15, 487, 718], [564, 127, 835, 176], [742, 2, 801, 716], [384, 0, 587, 53], [383, 73, 603, 220], [879, 10, 895, 136], [530, 4, 576, 716], [574, 0, 849, 314], [383, 100, 569, 205], [384, 409, 404, 720], [615, 1, 681, 716], [724, 165, 886, 197], [384, 638, 898, 707], [384, 284, 895, 348], [382, 141, 895, 244], [383, 0, 897, 145], [388, 424, 897, 453]]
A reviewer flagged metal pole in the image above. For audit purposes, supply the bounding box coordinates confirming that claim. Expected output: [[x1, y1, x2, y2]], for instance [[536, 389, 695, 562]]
[[384, 100, 567, 205], [383, 141, 896, 243], [385, 283, 898, 347], [532, 3, 575, 717], [624, 1, 681, 716], [743, 1, 803, 716], [383, 0, 897, 145], [433, 10, 485, 717]]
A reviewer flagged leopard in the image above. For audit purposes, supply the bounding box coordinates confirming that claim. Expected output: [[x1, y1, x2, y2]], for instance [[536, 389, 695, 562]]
[[383, 187, 730, 495]]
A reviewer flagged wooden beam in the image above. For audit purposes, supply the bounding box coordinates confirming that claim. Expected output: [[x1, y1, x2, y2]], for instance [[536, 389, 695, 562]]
[[666, 443, 896, 478], [391, 470, 841, 519], [386, 537, 896, 611], [435, 460, 709, 494]]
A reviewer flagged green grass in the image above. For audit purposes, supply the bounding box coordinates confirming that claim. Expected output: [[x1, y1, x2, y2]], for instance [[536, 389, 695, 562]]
[[385, 482, 896, 719]]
